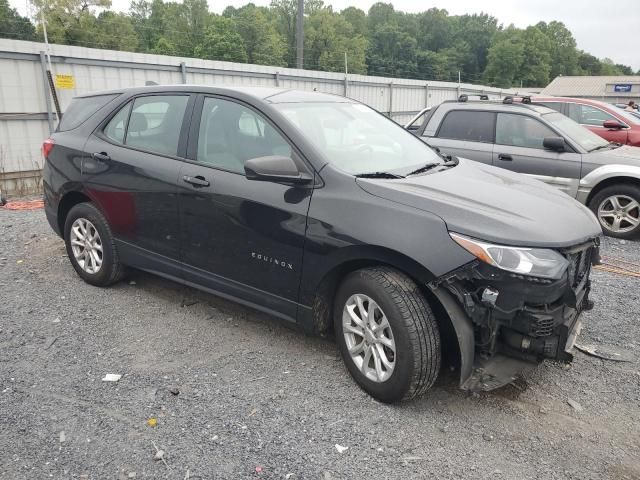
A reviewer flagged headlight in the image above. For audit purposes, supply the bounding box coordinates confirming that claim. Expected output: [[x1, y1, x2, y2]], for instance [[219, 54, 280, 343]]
[[450, 232, 569, 280]]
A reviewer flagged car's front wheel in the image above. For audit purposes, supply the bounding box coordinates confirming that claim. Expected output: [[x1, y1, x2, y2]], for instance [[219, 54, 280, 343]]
[[334, 267, 441, 403], [64, 202, 125, 286], [589, 184, 640, 239]]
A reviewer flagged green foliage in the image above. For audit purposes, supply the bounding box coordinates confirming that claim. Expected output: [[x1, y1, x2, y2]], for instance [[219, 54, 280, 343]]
[[195, 16, 247, 63], [6, 0, 634, 83], [305, 7, 367, 73], [0, 0, 36, 40], [227, 3, 286, 66]]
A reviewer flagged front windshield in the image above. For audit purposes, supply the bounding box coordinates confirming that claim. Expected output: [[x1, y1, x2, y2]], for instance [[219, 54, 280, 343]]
[[274, 102, 442, 175], [543, 112, 609, 152], [617, 109, 640, 125]]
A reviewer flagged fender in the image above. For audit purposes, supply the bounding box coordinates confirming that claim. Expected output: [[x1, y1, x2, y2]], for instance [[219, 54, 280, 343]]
[[429, 286, 475, 388], [577, 164, 640, 204]]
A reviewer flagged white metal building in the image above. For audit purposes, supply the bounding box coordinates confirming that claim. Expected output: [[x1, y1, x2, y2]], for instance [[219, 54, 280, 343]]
[[541, 76, 640, 103], [0, 39, 521, 195]]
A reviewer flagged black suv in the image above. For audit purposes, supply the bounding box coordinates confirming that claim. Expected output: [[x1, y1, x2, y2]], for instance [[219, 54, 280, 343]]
[[43, 86, 601, 402]]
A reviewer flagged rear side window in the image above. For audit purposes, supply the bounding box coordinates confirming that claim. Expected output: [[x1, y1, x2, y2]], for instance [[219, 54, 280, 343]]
[[496, 113, 555, 149], [125, 96, 189, 156], [538, 102, 564, 113], [437, 110, 495, 142], [102, 95, 189, 156], [58, 94, 119, 131], [104, 102, 131, 144]]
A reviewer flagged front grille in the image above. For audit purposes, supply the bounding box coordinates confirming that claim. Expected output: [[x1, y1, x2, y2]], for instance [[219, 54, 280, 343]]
[[566, 247, 593, 290], [529, 316, 555, 337]]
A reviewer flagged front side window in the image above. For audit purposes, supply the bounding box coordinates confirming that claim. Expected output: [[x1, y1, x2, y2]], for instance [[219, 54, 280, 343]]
[[196, 97, 291, 173], [496, 114, 556, 149], [124, 95, 189, 156], [568, 103, 618, 126], [543, 112, 609, 152], [274, 102, 444, 175], [437, 110, 495, 143]]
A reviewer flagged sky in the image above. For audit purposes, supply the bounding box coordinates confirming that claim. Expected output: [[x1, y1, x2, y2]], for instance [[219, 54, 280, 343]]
[[10, 0, 640, 71]]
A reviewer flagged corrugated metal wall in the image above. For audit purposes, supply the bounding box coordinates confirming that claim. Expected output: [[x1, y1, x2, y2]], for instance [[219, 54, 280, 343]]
[[0, 39, 517, 193]]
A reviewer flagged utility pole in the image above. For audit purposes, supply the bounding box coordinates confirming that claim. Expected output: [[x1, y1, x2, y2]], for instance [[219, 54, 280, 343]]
[[40, 9, 62, 121], [344, 51, 348, 75], [296, 0, 304, 69]]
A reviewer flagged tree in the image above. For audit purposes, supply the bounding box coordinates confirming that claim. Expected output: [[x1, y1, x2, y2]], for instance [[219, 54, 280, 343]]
[[228, 4, 286, 66], [195, 16, 247, 63], [340, 6, 366, 37], [270, 0, 324, 67], [536, 21, 578, 78], [453, 13, 498, 77], [483, 27, 525, 88], [305, 7, 367, 73], [519, 26, 553, 87], [416, 7, 452, 52], [30, 0, 111, 46], [0, 0, 36, 40], [93, 11, 138, 51], [367, 23, 417, 78], [151, 36, 176, 55]]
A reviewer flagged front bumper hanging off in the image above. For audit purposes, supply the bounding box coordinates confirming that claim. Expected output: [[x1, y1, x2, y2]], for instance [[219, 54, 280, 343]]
[[429, 239, 599, 392]]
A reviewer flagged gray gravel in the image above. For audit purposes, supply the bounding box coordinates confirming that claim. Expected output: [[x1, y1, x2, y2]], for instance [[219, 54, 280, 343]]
[[1, 207, 639, 480]]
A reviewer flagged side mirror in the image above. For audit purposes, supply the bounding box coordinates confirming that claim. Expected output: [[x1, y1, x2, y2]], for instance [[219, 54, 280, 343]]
[[603, 120, 624, 130], [244, 155, 312, 184], [543, 136, 567, 152]]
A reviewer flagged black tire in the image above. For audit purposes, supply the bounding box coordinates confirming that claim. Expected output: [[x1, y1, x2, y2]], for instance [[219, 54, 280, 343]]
[[63, 202, 125, 286], [588, 184, 640, 239], [334, 267, 441, 403]]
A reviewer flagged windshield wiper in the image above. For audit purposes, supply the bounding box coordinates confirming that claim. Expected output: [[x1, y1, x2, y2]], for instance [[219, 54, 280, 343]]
[[406, 158, 458, 176], [354, 171, 405, 179], [590, 143, 619, 152], [406, 163, 441, 176]]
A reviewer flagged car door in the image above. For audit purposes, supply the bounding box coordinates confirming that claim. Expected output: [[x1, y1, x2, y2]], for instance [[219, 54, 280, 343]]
[[177, 95, 314, 320], [492, 112, 582, 197], [566, 102, 629, 144], [82, 93, 193, 271], [424, 109, 495, 164]]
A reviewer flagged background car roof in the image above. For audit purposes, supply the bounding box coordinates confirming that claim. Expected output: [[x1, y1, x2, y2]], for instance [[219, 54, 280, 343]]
[[74, 85, 352, 104], [438, 100, 556, 116]]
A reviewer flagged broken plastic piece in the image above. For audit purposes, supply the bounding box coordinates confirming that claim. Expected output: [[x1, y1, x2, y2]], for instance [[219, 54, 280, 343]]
[[102, 374, 122, 382]]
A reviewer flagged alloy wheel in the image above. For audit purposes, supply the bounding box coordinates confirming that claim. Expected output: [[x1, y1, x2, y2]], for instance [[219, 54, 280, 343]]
[[70, 218, 103, 274], [597, 195, 640, 234], [342, 294, 396, 383]]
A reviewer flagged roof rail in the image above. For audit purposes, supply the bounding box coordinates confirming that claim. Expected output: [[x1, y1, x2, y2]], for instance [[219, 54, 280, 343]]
[[503, 95, 531, 105], [458, 94, 489, 102]]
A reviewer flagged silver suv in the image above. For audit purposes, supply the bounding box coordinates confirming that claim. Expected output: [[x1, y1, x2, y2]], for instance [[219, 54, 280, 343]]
[[407, 97, 640, 239]]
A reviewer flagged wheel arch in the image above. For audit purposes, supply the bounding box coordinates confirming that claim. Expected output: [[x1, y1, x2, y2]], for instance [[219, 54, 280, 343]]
[[586, 175, 640, 207], [304, 246, 463, 375], [57, 190, 92, 235]]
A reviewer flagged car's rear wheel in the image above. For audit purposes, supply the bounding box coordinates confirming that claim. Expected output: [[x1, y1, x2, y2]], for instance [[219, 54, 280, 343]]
[[589, 184, 640, 239], [64, 202, 125, 286], [334, 267, 440, 403]]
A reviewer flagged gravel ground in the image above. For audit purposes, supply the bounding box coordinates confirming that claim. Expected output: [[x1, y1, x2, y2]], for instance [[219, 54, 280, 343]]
[[1, 207, 639, 480]]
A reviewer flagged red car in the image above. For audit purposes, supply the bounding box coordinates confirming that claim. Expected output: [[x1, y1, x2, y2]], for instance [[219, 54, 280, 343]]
[[533, 96, 640, 146]]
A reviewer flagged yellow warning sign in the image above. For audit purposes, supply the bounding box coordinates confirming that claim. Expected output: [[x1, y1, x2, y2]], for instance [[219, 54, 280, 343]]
[[55, 74, 75, 89]]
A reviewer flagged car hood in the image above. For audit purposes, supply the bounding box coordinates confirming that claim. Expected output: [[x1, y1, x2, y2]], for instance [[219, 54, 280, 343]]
[[356, 158, 601, 248], [587, 145, 640, 166]]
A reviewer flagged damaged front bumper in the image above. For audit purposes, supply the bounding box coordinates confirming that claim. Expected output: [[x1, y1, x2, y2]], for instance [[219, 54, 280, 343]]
[[429, 239, 599, 391]]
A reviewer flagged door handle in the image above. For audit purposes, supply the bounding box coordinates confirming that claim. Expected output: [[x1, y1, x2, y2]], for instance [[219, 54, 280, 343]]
[[497, 153, 513, 161], [183, 175, 210, 187], [92, 152, 111, 162]]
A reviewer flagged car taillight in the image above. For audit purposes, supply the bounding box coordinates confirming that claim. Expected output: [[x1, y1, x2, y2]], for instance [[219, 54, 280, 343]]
[[42, 138, 55, 160]]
